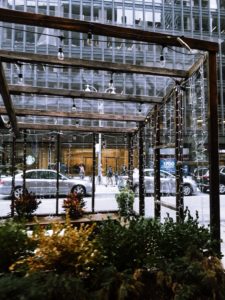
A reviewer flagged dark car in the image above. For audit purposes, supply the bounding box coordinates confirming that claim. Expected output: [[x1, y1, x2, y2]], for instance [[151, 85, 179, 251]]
[[196, 166, 225, 194], [192, 167, 209, 192]]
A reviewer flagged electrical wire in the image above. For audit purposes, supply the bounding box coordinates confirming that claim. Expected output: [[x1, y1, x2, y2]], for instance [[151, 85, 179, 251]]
[[0, 24, 198, 56]]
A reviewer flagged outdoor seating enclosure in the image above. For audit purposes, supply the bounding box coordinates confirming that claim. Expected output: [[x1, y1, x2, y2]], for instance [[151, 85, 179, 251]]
[[0, 8, 220, 249]]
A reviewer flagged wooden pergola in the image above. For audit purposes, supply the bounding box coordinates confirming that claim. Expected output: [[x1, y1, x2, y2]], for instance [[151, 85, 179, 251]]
[[0, 8, 220, 251]]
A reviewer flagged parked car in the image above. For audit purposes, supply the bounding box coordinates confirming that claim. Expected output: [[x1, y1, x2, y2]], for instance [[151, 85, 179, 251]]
[[119, 168, 198, 196], [192, 167, 209, 192], [0, 169, 92, 199], [196, 166, 225, 194]]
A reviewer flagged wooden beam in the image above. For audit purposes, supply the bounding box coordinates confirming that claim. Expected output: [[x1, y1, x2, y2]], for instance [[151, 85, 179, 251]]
[[0, 107, 144, 122], [8, 84, 162, 104], [0, 61, 19, 137], [18, 123, 136, 133], [188, 53, 207, 78], [0, 8, 218, 52], [208, 51, 220, 253], [0, 50, 187, 78]]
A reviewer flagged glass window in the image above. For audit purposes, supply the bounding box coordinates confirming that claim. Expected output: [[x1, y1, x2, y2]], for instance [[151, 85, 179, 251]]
[[48, 171, 57, 179], [26, 171, 37, 179]]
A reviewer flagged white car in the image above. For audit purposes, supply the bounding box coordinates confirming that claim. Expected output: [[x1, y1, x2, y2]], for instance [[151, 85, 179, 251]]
[[0, 169, 92, 199], [119, 169, 198, 196]]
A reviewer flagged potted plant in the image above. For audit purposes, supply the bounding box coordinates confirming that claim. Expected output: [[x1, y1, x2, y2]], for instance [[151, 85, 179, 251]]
[[62, 192, 86, 219], [12, 191, 41, 220]]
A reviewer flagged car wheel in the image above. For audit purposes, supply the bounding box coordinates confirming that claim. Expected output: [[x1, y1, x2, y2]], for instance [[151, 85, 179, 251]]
[[219, 184, 225, 194], [71, 185, 86, 196], [183, 184, 192, 196], [14, 186, 25, 199], [201, 187, 208, 193]]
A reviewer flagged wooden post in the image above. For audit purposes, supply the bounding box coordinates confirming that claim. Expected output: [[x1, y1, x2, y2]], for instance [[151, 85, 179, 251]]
[[22, 130, 27, 194], [11, 135, 16, 217], [92, 133, 96, 213], [139, 122, 145, 216], [208, 51, 220, 253], [56, 132, 60, 215], [154, 106, 161, 219], [128, 133, 134, 189], [175, 86, 184, 222]]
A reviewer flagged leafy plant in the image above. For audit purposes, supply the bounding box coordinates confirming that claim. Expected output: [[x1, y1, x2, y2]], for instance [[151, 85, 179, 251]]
[[62, 192, 86, 219], [115, 188, 135, 219], [0, 273, 89, 300], [0, 220, 35, 273], [12, 191, 41, 219], [11, 216, 102, 277]]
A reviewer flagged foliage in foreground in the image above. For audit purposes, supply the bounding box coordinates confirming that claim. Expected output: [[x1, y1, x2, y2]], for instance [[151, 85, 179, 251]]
[[10, 214, 102, 277], [1, 210, 225, 299], [0, 220, 35, 273]]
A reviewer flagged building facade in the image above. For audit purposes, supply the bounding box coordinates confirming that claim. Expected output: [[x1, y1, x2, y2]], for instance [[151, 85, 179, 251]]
[[0, 0, 224, 173]]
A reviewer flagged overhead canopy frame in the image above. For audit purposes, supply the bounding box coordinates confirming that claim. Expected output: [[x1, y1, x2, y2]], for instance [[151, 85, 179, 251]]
[[0, 8, 220, 252]]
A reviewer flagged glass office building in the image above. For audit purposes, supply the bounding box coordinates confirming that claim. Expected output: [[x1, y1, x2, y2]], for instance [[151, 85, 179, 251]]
[[0, 0, 224, 177]]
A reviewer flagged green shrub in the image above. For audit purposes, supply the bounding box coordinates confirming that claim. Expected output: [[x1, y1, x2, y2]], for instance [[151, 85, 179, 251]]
[[0, 220, 35, 273], [115, 188, 135, 219], [0, 273, 88, 300]]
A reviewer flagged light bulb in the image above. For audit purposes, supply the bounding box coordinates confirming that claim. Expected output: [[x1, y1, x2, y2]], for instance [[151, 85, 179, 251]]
[[87, 31, 92, 46], [160, 54, 165, 67], [109, 79, 113, 88], [18, 73, 23, 84], [57, 47, 64, 60], [138, 104, 142, 113], [72, 104, 77, 112]]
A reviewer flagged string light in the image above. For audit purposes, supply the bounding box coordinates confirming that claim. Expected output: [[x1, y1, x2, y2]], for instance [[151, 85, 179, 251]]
[[105, 73, 116, 94], [160, 46, 166, 67], [17, 63, 23, 84], [71, 98, 77, 112], [87, 31, 92, 46], [57, 35, 64, 60], [138, 103, 142, 113]]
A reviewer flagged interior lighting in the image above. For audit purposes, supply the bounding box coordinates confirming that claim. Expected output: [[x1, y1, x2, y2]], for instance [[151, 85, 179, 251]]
[[57, 35, 64, 60], [84, 84, 97, 92]]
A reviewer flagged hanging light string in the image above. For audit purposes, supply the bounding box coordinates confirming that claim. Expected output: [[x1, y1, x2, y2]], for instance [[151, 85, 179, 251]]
[[0, 24, 200, 56]]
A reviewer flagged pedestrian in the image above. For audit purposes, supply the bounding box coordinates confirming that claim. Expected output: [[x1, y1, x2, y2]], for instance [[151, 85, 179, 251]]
[[114, 170, 119, 186], [106, 166, 113, 186], [79, 164, 85, 179], [121, 165, 127, 176]]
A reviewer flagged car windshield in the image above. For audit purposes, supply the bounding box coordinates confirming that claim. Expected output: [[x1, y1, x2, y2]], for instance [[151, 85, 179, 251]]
[[194, 168, 208, 176]]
